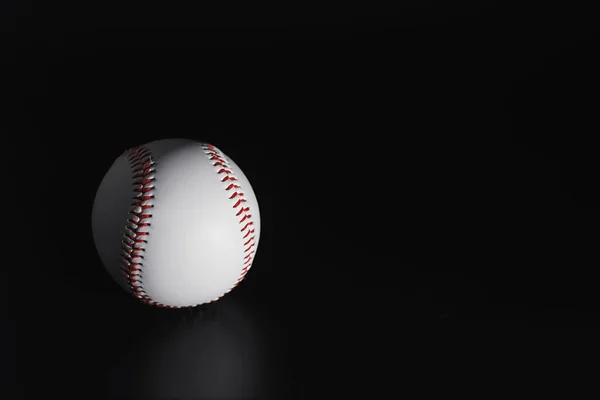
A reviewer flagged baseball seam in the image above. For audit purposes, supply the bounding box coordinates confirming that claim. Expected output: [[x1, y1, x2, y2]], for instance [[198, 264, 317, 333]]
[[201, 144, 257, 302], [120, 146, 184, 308]]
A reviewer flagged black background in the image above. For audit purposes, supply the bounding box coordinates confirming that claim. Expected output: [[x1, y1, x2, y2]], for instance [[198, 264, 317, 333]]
[[3, 2, 600, 398]]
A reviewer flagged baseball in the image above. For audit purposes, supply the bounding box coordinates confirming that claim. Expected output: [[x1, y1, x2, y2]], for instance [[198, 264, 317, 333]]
[[91, 138, 260, 308]]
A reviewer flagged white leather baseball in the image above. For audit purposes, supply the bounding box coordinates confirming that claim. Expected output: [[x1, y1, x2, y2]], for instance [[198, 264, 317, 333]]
[[91, 138, 260, 308]]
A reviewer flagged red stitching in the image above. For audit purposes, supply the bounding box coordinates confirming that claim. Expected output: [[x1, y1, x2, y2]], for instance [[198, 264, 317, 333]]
[[240, 221, 254, 232], [232, 198, 247, 208], [202, 143, 258, 302], [120, 146, 184, 309], [236, 206, 250, 216]]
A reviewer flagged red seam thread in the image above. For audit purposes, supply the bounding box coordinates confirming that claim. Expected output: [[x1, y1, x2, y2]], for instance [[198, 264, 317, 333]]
[[120, 146, 185, 309], [201, 144, 257, 302]]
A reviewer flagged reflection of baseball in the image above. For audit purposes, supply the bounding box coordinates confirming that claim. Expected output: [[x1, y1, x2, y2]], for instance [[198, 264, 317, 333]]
[[92, 139, 260, 308]]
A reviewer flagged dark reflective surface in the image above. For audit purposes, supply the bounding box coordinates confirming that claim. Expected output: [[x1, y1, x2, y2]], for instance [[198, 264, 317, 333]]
[[106, 301, 277, 399]]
